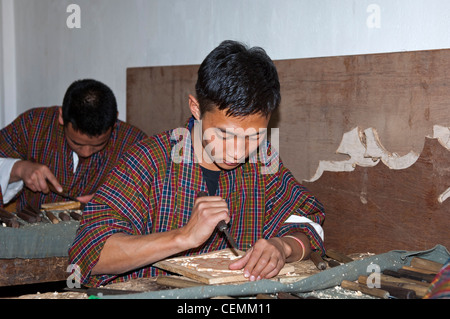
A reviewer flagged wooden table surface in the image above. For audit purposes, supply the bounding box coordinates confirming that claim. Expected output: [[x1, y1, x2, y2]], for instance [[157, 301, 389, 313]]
[[11, 252, 374, 299]]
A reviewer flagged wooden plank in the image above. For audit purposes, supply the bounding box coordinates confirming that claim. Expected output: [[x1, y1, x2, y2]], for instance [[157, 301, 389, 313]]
[[153, 249, 295, 285], [0, 257, 69, 287]]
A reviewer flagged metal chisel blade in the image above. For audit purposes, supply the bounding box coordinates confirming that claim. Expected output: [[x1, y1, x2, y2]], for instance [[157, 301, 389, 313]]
[[223, 228, 239, 249], [197, 191, 241, 256], [217, 220, 240, 256]]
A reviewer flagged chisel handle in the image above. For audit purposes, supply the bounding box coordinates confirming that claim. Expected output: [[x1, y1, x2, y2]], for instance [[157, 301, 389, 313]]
[[197, 191, 229, 234], [310, 251, 327, 270], [217, 219, 228, 232]]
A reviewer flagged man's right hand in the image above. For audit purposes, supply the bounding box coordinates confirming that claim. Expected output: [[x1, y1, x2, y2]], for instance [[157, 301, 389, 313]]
[[179, 195, 230, 249], [10, 160, 63, 194], [92, 196, 231, 276]]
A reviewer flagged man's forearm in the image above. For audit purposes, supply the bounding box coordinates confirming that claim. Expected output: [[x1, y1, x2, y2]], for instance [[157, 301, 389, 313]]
[[281, 232, 312, 262], [91, 228, 190, 275]]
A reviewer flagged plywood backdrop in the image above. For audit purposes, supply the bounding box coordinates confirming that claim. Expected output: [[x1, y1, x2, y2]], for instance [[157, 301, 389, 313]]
[[127, 49, 450, 254]]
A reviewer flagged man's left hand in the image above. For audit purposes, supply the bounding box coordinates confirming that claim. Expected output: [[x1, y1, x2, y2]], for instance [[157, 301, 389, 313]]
[[228, 237, 287, 281]]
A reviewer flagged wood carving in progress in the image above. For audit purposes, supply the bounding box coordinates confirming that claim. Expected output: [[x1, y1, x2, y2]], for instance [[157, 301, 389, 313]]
[[154, 249, 296, 284]]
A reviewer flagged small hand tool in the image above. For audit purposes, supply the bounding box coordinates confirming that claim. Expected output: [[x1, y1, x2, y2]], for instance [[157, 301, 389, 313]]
[[0, 207, 20, 228], [216, 219, 240, 255], [310, 251, 327, 270], [325, 248, 354, 263], [47, 181, 79, 202], [341, 280, 390, 299], [410, 257, 444, 273], [197, 191, 240, 256]]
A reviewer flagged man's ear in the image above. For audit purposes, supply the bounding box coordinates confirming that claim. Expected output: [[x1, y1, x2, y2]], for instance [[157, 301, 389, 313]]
[[58, 107, 64, 125], [188, 94, 201, 120]]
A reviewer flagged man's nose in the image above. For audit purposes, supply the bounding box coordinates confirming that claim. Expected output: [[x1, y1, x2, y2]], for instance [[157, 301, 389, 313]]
[[226, 136, 246, 161], [77, 146, 96, 158]]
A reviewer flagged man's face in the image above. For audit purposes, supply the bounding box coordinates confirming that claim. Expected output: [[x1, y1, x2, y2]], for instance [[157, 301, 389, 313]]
[[198, 108, 270, 171], [64, 123, 112, 159]]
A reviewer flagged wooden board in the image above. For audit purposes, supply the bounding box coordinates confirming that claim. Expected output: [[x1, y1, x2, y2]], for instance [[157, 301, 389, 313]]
[[153, 249, 295, 285], [0, 257, 69, 287]]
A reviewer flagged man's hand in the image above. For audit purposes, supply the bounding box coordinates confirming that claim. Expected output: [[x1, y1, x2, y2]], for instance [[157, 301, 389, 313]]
[[76, 194, 94, 204], [228, 238, 287, 281], [179, 195, 230, 250], [10, 160, 63, 194], [228, 233, 310, 281]]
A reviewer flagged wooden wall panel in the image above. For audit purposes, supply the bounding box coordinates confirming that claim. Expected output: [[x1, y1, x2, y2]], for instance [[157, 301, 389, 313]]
[[127, 65, 198, 137], [127, 50, 450, 183]]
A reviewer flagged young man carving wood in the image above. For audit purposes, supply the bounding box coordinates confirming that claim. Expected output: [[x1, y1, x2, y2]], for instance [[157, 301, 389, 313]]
[[69, 41, 325, 287]]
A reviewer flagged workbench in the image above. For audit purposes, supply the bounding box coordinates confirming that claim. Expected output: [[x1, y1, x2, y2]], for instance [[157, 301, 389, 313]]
[[9, 245, 449, 300], [3, 48, 450, 300], [0, 219, 79, 287]]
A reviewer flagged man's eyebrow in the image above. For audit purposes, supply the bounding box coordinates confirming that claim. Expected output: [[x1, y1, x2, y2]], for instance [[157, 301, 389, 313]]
[[218, 127, 266, 137], [67, 135, 108, 147]]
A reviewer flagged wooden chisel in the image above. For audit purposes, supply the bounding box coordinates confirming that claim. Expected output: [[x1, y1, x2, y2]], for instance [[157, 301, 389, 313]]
[[357, 275, 417, 299], [47, 181, 80, 202], [381, 274, 429, 298], [0, 208, 20, 228], [384, 269, 435, 283], [310, 251, 327, 270], [326, 248, 354, 263], [197, 191, 240, 256], [410, 257, 444, 273], [341, 280, 390, 299]]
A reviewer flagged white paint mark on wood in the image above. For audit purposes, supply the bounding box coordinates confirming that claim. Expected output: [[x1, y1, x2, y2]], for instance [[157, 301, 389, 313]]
[[432, 125, 450, 203], [438, 187, 450, 204], [431, 125, 450, 150], [307, 124, 450, 204], [305, 126, 419, 182], [364, 128, 419, 170]]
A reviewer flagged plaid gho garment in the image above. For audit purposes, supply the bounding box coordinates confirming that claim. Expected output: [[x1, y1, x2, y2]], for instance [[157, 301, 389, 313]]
[[424, 259, 450, 299], [69, 117, 325, 287], [0, 106, 147, 211]]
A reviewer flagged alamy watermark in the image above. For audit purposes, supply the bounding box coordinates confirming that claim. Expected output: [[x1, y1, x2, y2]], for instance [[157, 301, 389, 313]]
[[366, 4, 381, 29], [66, 4, 81, 29], [170, 120, 280, 174], [66, 263, 81, 288], [366, 263, 381, 288]]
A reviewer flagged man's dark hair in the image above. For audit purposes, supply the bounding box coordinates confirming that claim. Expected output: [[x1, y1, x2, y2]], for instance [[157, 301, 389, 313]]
[[62, 79, 118, 136], [195, 40, 281, 118]]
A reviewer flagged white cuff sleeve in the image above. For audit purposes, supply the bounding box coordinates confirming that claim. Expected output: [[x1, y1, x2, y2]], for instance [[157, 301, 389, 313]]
[[285, 215, 324, 241], [0, 158, 24, 204]]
